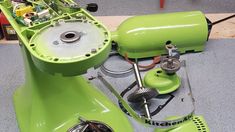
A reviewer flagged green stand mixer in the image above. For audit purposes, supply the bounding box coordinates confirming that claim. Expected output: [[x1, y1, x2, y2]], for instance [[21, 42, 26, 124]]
[[4, 0, 234, 131], [0, 0, 133, 131]]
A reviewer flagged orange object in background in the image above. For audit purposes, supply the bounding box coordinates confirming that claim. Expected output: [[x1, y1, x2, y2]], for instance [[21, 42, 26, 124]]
[[160, 0, 165, 9], [0, 12, 18, 40], [0, 19, 3, 40]]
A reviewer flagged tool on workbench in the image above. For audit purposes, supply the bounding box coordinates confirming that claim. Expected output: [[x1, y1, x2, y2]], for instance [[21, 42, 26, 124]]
[[144, 44, 181, 94], [98, 61, 210, 132], [112, 11, 235, 59], [127, 62, 158, 119]]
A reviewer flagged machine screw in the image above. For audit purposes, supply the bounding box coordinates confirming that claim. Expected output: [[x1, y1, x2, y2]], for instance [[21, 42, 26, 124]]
[[167, 58, 174, 68], [91, 48, 97, 53], [53, 40, 59, 45]]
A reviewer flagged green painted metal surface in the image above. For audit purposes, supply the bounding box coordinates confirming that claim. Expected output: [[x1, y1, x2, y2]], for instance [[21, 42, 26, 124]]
[[0, 0, 133, 131], [112, 11, 209, 58], [0, 0, 111, 76], [144, 68, 181, 94], [0, 0, 210, 131], [14, 45, 133, 132]]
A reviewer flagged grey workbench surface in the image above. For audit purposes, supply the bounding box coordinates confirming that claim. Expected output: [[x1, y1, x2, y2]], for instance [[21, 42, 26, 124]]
[[78, 0, 235, 16], [1, 39, 235, 132]]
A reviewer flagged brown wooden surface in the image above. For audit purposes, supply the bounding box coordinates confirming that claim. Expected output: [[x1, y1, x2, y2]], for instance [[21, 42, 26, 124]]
[[1, 13, 234, 44], [96, 13, 235, 39]]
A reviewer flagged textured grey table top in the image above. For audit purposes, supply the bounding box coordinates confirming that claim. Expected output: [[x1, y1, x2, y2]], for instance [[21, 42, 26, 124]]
[[1, 39, 235, 132], [78, 0, 235, 16]]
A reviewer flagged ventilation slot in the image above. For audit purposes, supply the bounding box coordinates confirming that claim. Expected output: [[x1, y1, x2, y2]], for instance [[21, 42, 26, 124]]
[[193, 117, 208, 132]]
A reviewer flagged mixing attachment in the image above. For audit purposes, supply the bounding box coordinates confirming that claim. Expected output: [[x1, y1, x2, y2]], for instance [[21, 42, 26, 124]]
[[127, 63, 158, 119]]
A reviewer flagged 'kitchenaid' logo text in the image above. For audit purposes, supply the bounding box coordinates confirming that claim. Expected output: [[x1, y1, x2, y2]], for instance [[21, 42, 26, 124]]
[[145, 115, 192, 127]]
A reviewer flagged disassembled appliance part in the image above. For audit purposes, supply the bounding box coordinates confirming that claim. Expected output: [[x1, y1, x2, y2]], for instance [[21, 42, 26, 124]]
[[144, 68, 181, 95], [112, 11, 235, 58], [127, 63, 158, 119], [97, 60, 209, 132], [0, 0, 133, 131], [160, 44, 181, 74], [160, 58, 181, 74], [144, 44, 181, 94], [100, 51, 134, 78], [112, 11, 208, 58], [0, 0, 213, 131], [68, 118, 113, 132]]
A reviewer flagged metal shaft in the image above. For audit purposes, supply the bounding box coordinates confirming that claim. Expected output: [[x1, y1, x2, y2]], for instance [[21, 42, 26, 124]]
[[132, 63, 151, 119], [133, 63, 143, 88]]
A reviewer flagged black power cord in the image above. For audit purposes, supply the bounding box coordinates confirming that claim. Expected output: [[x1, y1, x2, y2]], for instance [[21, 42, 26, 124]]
[[209, 14, 235, 26]]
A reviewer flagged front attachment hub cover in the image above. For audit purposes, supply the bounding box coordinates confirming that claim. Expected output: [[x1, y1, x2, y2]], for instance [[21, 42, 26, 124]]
[[60, 31, 81, 43], [127, 88, 158, 103], [144, 68, 181, 94], [29, 18, 111, 76]]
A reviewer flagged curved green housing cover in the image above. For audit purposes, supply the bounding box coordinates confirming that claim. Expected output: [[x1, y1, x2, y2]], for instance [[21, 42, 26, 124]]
[[0, 1, 133, 131], [144, 68, 181, 94], [112, 11, 209, 58], [0, 0, 111, 76], [14, 45, 133, 132]]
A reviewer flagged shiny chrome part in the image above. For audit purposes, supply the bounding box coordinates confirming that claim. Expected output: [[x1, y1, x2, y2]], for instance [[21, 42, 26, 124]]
[[166, 44, 180, 59], [127, 88, 158, 103], [143, 98, 151, 120], [68, 120, 113, 132], [60, 31, 81, 43], [127, 63, 158, 119], [97, 68, 196, 128], [100, 52, 133, 78], [161, 44, 181, 74], [133, 63, 143, 88], [160, 58, 181, 74]]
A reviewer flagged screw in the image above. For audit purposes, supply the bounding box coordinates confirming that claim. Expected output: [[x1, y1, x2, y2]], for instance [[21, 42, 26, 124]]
[[53, 41, 59, 45], [167, 58, 174, 68], [91, 49, 97, 53]]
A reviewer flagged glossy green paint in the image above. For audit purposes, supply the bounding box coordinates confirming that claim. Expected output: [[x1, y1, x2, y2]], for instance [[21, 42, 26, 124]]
[[0, 1, 133, 131], [1, 0, 210, 131], [0, 0, 111, 76], [14, 45, 133, 132], [155, 116, 210, 132], [28, 16, 111, 76], [144, 68, 181, 94], [112, 11, 209, 58]]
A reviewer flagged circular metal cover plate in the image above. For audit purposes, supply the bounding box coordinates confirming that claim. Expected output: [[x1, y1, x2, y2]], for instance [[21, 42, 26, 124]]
[[30, 20, 108, 62]]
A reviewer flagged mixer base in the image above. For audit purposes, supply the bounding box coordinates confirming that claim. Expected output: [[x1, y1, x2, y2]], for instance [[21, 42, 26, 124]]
[[13, 45, 133, 132]]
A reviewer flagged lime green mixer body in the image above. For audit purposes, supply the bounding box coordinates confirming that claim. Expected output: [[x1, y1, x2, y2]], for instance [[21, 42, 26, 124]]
[[0, 0, 210, 131], [112, 11, 209, 58], [0, 0, 133, 131]]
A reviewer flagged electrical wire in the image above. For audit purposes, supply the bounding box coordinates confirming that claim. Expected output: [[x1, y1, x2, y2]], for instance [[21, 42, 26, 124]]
[[124, 53, 161, 71], [211, 14, 235, 26]]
